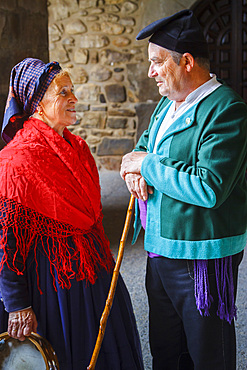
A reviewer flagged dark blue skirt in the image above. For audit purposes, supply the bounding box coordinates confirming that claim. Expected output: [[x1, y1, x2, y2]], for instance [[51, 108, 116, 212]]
[[0, 245, 144, 370]]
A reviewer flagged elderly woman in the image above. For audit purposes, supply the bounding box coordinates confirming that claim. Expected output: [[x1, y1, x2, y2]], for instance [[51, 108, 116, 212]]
[[0, 58, 144, 370]]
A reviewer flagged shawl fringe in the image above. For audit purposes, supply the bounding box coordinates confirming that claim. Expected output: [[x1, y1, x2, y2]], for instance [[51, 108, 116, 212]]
[[0, 196, 114, 292], [138, 199, 237, 323]]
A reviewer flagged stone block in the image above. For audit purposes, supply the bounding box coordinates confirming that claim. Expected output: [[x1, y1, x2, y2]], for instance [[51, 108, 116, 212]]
[[97, 137, 134, 156], [119, 17, 135, 26], [86, 15, 99, 22], [74, 48, 89, 64], [121, 1, 138, 14], [108, 109, 135, 117], [89, 22, 101, 32], [125, 26, 133, 34], [90, 50, 98, 64], [49, 1, 70, 21], [112, 36, 130, 47], [135, 102, 158, 141], [113, 128, 125, 137], [79, 10, 88, 16], [79, 0, 97, 8], [89, 7, 104, 14], [105, 4, 120, 13], [91, 105, 107, 111], [49, 24, 63, 42], [127, 63, 160, 102], [81, 111, 106, 128], [107, 117, 127, 129], [75, 83, 100, 101], [50, 46, 70, 63], [90, 65, 112, 82], [75, 103, 90, 111], [101, 21, 125, 35], [80, 34, 109, 48], [62, 36, 75, 46], [99, 49, 132, 65], [105, 84, 126, 102], [92, 129, 113, 136], [101, 14, 119, 22], [69, 67, 88, 83], [86, 135, 101, 145], [113, 74, 124, 82], [65, 19, 87, 34]]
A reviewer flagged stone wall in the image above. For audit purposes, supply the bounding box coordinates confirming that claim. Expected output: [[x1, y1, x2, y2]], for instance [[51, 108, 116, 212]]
[[48, 0, 194, 170], [0, 0, 49, 149]]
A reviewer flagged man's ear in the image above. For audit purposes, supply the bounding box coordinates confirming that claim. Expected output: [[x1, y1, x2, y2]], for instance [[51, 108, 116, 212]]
[[182, 53, 194, 72]]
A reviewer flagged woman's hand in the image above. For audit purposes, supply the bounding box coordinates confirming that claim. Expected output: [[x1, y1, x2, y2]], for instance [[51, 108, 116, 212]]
[[8, 307, 38, 341]]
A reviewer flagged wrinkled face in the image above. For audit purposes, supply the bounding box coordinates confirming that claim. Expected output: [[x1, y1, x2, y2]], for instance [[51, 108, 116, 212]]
[[148, 42, 185, 101], [39, 73, 78, 131]]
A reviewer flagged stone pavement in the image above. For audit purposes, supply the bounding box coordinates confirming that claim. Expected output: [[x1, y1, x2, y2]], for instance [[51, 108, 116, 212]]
[[99, 170, 247, 370]]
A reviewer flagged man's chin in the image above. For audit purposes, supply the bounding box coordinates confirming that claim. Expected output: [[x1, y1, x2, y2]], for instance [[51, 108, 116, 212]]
[[159, 86, 168, 97]]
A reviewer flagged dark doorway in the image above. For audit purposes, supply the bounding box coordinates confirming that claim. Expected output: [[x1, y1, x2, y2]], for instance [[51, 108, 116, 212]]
[[191, 0, 247, 102]]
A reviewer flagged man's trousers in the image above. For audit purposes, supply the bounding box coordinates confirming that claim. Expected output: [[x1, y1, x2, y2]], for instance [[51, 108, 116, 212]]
[[146, 251, 243, 370]]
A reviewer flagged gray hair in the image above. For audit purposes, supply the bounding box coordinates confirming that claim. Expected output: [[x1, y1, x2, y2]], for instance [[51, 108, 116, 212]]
[[169, 50, 183, 65], [169, 50, 210, 71]]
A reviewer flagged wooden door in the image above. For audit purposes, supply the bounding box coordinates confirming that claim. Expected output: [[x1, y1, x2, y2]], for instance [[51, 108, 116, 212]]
[[191, 0, 247, 102]]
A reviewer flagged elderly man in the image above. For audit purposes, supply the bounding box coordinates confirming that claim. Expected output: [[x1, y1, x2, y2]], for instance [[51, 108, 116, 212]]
[[120, 9, 247, 370]]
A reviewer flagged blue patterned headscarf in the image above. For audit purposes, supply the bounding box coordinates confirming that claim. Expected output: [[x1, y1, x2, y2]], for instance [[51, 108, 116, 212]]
[[1, 58, 61, 143]]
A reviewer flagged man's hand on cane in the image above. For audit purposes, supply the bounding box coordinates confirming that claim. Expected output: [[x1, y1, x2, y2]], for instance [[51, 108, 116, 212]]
[[120, 152, 153, 201]]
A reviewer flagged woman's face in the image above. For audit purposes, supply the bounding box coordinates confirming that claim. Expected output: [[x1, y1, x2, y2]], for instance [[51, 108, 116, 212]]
[[39, 73, 78, 135]]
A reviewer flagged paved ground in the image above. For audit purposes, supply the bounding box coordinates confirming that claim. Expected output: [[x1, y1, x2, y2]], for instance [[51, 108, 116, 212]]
[[100, 170, 247, 370]]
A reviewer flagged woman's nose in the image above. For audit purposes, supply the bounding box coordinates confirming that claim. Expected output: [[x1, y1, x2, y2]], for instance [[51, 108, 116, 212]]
[[69, 92, 78, 103]]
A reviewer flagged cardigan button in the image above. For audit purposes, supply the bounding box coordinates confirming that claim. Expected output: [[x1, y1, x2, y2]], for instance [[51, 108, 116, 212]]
[[186, 117, 191, 124]]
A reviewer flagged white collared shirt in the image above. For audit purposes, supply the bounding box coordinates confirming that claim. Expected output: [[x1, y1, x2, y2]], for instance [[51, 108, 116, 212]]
[[153, 74, 221, 153]]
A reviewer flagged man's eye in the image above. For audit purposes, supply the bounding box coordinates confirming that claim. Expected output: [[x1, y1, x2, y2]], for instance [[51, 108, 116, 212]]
[[154, 60, 162, 65]]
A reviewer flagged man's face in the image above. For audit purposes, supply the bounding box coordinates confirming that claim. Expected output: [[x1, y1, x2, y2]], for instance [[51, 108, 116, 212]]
[[148, 42, 185, 102]]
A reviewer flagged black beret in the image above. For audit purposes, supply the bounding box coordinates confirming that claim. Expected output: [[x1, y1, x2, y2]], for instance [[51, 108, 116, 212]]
[[136, 9, 209, 59]]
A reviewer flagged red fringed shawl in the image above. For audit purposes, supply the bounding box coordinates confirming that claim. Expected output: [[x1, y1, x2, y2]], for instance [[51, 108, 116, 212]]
[[0, 117, 113, 290]]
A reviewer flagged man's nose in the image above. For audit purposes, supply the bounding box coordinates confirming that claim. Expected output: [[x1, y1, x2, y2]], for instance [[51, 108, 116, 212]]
[[148, 65, 157, 78]]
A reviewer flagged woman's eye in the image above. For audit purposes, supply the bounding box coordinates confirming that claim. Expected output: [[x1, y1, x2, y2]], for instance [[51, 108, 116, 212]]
[[59, 89, 67, 96]]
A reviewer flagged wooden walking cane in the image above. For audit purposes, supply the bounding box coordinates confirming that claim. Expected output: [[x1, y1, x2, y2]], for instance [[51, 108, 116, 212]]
[[87, 194, 135, 370]]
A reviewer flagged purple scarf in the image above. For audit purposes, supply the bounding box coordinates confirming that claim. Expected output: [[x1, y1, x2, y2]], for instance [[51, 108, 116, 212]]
[[138, 198, 236, 324]]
